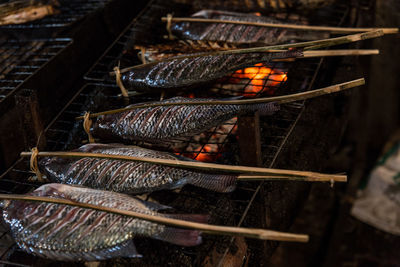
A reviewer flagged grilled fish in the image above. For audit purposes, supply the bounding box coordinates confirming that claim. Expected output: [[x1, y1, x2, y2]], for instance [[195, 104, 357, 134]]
[[118, 49, 300, 92], [173, 0, 333, 12], [39, 143, 237, 194], [135, 40, 237, 63], [90, 96, 279, 143], [0, 0, 58, 26], [2, 183, 207, 261], [170, 10, 328, 46]]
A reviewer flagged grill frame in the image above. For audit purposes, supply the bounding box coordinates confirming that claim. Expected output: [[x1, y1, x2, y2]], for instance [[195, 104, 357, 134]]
[[0, 0, 364, 265], [0, 38, 72, 103]]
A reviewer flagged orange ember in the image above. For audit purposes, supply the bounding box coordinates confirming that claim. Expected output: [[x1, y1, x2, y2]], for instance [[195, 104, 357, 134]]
[[194, 144, 216, 161], [233, 63, 287, 96], [175, 118, 238, 162]]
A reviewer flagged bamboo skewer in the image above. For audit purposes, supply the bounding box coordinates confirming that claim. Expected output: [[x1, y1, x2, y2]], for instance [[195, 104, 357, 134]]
[[20, 150, 346, 182], [161, 16, 398, 35], [236, 175, 344, 182], [75, 78, 364, 120], [302, 49, 379, 58], [114, 30, 383, 74], [138, 47, 379, 62], [0, 193, 308, 242]]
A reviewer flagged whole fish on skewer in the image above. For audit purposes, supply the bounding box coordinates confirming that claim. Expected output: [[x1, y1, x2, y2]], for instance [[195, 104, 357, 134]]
[[172, 0, 333, 13], [90, 96, 280, 143], [169, 10, 328, 46], [134, 40, 238, 63], [0, 0, 58, 26], [1, 183, 207, 261], [39, 143, 237, 194], [85, 78, 364, 144], [116, 49, 300, 92]]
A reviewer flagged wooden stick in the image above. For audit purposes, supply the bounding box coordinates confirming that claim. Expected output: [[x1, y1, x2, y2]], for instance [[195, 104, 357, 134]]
[[0, 193, 308, 242], [75, 78, 364, 120], [161, 16, 398, 35], [302, 49, 379, 57], [138, 46, 378, 61], [114, 30, 383, 74], [20, 151, 346, 182], [237, 175, 345, 182]]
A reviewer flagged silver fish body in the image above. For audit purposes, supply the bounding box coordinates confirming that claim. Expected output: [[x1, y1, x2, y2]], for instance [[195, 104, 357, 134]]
[[136, 40, 238, 63], [171, 10, 329, 46], [39, 143, 237, 194], [91, 96, 279, 143], [2, 184, 206, 261], [119, 50, 300, 92], [173, 0, 333, 12]]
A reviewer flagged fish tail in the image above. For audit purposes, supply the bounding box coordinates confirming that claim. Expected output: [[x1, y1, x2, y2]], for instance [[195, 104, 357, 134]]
[[157, 227, 203, 247], [155, 213, 208, 246], [167, 214, 210, 224], [190, 174, 237, 193], [242, 102, 280, 116]]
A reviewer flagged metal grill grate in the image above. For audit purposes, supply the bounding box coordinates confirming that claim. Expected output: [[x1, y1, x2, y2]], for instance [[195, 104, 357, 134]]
[[0, 0, 354, 265], [0, 38, 71, 101], [0, 0, 111, 30]]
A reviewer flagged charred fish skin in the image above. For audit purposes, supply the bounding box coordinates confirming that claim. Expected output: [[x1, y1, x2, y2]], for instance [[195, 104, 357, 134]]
[[119, 50, 301, 92], [2, 184, 205, 261], [136, 40, 238, 63], [91, 96, 279, 143], [0, 0, 58, 26], [39, 143, 237, 194], [171, 10, 328, 46], [173, 0, 333, 12], [171, 10, 290, 46]]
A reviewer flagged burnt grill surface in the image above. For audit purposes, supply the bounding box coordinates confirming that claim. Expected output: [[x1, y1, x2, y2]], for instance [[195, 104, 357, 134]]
[[0, 0, 111, 30], [0, 0, 353, 266], [0, 38, 71, 101]]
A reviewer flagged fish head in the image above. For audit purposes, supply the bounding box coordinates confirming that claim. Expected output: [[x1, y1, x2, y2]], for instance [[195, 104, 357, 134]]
[[38, 156, 71, 182], [32, 183, 70, 200]]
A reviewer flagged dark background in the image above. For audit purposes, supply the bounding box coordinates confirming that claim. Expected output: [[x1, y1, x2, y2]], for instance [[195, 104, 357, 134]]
[[269, 0, 400, 266]]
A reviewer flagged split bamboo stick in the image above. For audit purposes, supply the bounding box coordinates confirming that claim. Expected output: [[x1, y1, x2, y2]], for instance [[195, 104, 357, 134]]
[[161, 16, 398, 35], [0, 193, 309, 242], [113, 30, 383, 74], [75, 78, 364, 120], [20, 150, 346, 182], [302, 49, 379, 57]]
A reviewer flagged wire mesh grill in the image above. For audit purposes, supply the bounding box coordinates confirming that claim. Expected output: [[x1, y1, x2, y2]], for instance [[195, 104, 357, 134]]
[[0, 0, 111, 29], [0, 38, 71, 101], [0, 0, 353, 265]]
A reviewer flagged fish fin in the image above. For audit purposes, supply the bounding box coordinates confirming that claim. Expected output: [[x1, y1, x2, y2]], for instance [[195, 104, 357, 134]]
[[190, 174, 237, 193], [19, 240, 142, 261], [155, 227, 202, 247], [88, 240, 142, 260], [243, 102, 280, 116], [221, 95, 244, 101], [134, 197, 172, 211], [166, 214, 209, 224], [119, 240, 143, 259]]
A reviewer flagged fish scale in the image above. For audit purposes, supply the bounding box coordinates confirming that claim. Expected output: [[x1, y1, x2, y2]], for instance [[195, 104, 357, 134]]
[[2, 184, 206, 261], [174, 0, 333, 13], [119, 49, 300, 91], [91, 96, 279, 143], [170, 10, 329, 46], [39, 143, 237, 194]]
